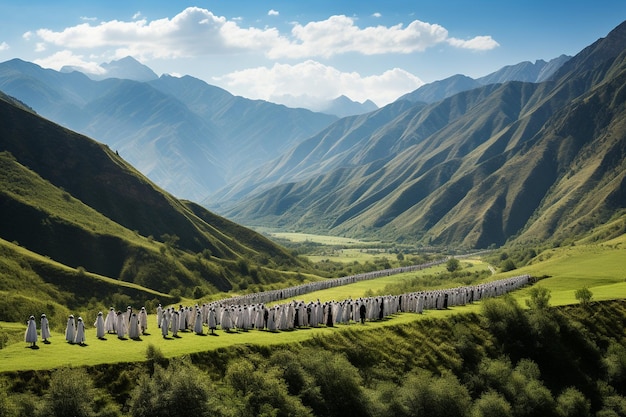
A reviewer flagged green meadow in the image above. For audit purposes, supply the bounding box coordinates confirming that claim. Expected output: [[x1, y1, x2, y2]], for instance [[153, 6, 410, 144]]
[[1, 238, 625, 373]]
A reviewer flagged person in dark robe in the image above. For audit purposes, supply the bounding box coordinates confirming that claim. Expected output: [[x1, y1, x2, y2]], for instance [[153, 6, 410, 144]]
[[326, 304, 334, 327], [359, 303, 367, 324]]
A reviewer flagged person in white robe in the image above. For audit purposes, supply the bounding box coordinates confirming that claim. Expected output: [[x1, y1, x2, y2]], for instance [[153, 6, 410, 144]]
[[267, 307, 277, 332], [194, 309, 203, 335], [94, 312, 106, 339], [156, 304, 163, 329], [221, 308, 232, 332], [128, 313, 141, 339], [160, 310, 169, 338], [104, 307, 116, 333], [25, 315, 37, 347], [116, 311, 127, 339], [40, 314, 51, 343], [65, 315, 76, 344], [171, 311, 180, 337], [74, 317, 86, 345], [139, 307, 148, 334]]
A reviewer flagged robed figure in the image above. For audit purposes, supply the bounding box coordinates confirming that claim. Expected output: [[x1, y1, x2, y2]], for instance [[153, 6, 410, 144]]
[[65, 315, 76, 344], [40, 313, 51, 342], [94, 312, 105, 339], [25, 315, 37, 347], [74, 317, 86, 345]]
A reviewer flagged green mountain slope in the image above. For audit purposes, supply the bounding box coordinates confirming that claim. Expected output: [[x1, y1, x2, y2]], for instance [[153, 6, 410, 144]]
[[224, 21, 626, 248], [0, 93, 307, 324]]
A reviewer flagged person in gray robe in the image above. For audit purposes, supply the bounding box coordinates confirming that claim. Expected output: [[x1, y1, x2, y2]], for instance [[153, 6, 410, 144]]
[[104, 307, 116, 333], [74, 317, 86, 345], [65, 315, 76, 344], [94, 312, 105, 339], [25, 315, 37, 347], [40, 313, 51, 343]]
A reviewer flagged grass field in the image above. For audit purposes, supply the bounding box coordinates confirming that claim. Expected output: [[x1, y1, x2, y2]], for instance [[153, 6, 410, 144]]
[[1, 238, 624, 373], [307, 248, 397, 263], [267, 231, 371, 246]]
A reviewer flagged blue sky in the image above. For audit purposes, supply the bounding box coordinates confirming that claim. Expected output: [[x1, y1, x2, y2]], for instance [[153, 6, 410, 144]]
[[1, 1, 625, 107]]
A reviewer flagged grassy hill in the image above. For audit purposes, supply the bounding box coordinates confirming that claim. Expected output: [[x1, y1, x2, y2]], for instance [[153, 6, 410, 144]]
[[1, 236, 625, 416], [0, 92, 317, 328]]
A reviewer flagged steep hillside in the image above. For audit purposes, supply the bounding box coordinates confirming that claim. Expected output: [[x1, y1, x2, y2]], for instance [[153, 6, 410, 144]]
[[0, 93, 308, 323], [223, 21, 626, 249], [0, 60, 337, 201]]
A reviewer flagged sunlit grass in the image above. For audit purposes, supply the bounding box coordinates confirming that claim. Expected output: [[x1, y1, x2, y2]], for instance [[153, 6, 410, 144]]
[[1, 241, 625, 373], [307, 248, 393, 264], [268, 231, 372, 246]]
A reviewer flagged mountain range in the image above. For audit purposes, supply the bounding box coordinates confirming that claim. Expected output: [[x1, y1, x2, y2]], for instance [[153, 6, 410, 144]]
[[0, 89, 310, 319], [1, 21, 625, 251], [0, 58, 338, 202], [218, 21, 626, 249], [0, 53, 572, 206]]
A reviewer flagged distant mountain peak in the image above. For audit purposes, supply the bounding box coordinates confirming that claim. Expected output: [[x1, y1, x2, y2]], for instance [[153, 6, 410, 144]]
[[61, 55, 158, 82]]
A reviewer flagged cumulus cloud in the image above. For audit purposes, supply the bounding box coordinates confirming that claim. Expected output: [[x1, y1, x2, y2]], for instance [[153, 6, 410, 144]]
[[0, 41, 9, 51], [29, 7, 498, 62], [34, 7, 287, 60], [448, 35, 499, 50], [33, 50, 107, 74], [372, 12, 382, 18], [214, 60, 423, 106]]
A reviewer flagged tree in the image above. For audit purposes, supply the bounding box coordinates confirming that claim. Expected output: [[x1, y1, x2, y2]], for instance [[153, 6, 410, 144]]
[[392, 369, 471, 417], [129, 358, 211, 417], [299, 349, 372, 417], [38, 368, 98, 417], [526, 286, 551, 310], [556, 387, 591, 417], [446, 258, 461, 273], [226, 357, 313, 417], [471, 391, 513, 417], [574, 287, 593, 305]]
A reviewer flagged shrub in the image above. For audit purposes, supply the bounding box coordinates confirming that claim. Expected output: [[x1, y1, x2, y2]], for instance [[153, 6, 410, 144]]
[[129, 358, 211, 417], [575, 287, 593, 305], [37, 367, 98, 417]]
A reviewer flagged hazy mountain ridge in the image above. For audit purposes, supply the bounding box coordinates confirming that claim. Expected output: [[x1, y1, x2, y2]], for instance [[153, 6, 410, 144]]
[[61, 56, 159, 82], [0, 59, 337, 202], [222, 21, 626, 248], [398, 55, 571, 104]]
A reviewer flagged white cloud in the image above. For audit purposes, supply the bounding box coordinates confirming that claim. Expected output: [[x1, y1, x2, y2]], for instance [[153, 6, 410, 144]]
[[268, 15, 459, 59], [214, 60, 423, 107], [80, 16, 98, 22], [0, 41, 9, 51], [132, 12, 142, 20], [30, 7, 498, 63], [33, 50, 107, 74], [268, 9, 279, 16], [33, 7, 287, 60], [372, 12, 382, 18], [448, 35, 499, 50]]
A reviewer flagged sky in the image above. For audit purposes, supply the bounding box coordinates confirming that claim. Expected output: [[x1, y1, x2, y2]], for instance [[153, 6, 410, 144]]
[[1, 1, 625, 108]]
